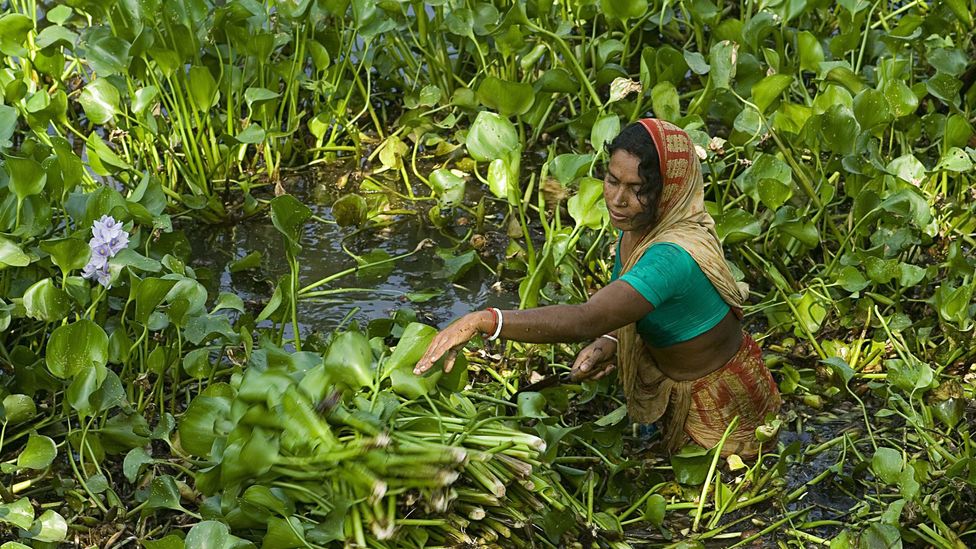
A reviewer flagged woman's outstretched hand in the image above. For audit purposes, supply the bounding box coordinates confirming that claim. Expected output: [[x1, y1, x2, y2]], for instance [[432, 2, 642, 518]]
[[571, 337, 617, 381], [414, 312, 490, 375]]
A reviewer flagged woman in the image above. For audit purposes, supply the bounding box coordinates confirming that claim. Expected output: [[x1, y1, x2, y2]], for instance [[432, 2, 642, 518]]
[[414, 119, 781, 458]]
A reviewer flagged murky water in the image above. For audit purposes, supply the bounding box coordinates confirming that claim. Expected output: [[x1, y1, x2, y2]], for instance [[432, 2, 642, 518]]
[[187, 175, 518, 338]]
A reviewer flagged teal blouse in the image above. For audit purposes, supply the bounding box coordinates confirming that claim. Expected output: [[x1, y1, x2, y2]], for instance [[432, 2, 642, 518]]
[[611, 239, 730, 347]]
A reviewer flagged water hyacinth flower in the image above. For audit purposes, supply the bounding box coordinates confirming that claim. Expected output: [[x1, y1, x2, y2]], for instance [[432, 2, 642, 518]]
[[82, 215, 130, 289]]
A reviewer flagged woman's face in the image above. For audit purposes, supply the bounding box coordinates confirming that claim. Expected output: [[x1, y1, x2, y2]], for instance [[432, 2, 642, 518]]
[[604, 150, 655, 234]]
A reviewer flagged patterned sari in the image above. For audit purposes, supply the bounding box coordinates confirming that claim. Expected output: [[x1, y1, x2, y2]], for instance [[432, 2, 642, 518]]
[[616, 119, 781, 459]]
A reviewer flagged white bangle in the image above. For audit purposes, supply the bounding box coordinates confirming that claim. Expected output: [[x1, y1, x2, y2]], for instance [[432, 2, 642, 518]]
[[600, 334, 618, 344], [487, 308, 503, 341]]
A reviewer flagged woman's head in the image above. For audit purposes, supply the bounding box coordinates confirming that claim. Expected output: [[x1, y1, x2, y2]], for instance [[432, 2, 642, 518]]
[[604, 122, 663, 234]]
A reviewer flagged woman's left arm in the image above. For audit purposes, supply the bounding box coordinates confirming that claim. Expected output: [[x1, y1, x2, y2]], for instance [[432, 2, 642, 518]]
[[414, 280, 651, 374]]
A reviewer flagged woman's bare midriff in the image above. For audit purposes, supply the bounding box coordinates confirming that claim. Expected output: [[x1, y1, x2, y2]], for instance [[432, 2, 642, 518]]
[[646, 310, 743, 381]]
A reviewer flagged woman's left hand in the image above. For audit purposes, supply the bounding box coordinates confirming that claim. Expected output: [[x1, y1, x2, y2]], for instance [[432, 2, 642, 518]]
[[413, 312, 489, 375]]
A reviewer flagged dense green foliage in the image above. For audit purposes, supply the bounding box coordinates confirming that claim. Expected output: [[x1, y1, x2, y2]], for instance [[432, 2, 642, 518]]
[[0, 0, 974, 547]]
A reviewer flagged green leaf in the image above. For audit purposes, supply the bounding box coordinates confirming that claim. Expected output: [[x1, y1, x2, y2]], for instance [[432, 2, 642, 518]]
[[650, 81, 680, 122], [549, 153, 594, 186], [751, 74, 793, 113], [40, 238, 89, 276], [708, 40, 738, 90], [790, 291, 827, 334], [384, 322, 438, 375], [591, 114, 621, 153], [270, 194, 312, 255], [715, 209, 761, 244], [4, 155, 47, 200], [683, 50, 710, 74], [670, 445, 712, 485], [852, 89, 892, 130], [123, 447, 153, 483], [466, 111, 519, 162], [178, 391, 231, 456], [18, 433, 56, 469], [643, 494, 666, 527], [517, 392, 548, 418], [476, 77, 535, 117], [134, 277, 179, 326], [487, 155, 518, 200], [229, 251, 262, 273], [535, 68, 579, 94], [235, 124, 265, 144], [883, 80, 918, 118], [925, 72, 961, 107], [331, 194, 367, 227], [142, 535, 185, 549], [797, 31, 823, 72], [78, 79, 120, 125], [262, 516, 306, 549], [736, 153, 791, 201], [212, 292, 245, 314], [132, 86, 159, 115], [2, 394, 36, 425], [0, 14, 34, 56], [81, 26, 130, 76], [818, 105, 860, 153], [837, 266, 869, 293], [757, 178, 792, 210], [600, 0, 648, 20], [429, 169, 466, 208], [567, 177, 608, 230], [86, 131, 132, 172], [185, 520, 237, 549], [27, 510, 67, 542], [23, 278, 71, 322], [0, 105, 17, 148], [0, 236, 30, 269], [147, 475, 185, 512], [46, 319, 109, 378], [323, 331, 374, 389], [0, 498, 34, 530], [436, 248, 478, 282], [859, 523, 902, 549], [187, 66, 219, 112], [244, 87, 280, 110], [937, 147, 973, 173]]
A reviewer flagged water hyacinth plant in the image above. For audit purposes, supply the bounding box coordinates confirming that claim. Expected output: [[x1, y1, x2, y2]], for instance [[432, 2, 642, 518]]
[[0, 0, 971, 547], [81, 215, 129, 288]]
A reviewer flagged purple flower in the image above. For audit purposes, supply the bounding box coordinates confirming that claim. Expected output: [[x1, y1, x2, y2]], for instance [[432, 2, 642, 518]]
[[82, 215, 130, 289], [92, 215, 125, 243], [82, 262, 112, 288]]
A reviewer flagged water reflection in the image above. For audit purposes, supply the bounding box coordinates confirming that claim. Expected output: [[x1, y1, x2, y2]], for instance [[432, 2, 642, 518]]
[[188, 182, 518, 338]]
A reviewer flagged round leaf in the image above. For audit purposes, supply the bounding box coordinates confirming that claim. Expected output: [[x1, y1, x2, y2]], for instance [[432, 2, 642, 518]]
[[466, 111, 519, 162], [429, 169, 466, 208], [18, 433, 56, 469], [4, 155, 47, 200], [331, 194, 367, 227], [27, 510, 66, 542], [45, 319, 109, 378], [751, 74, 793, 113], [78, 79, 120, 125], [476, 77, 534, 117], [0, 237, 29, 269], [23, 279, 71, 322]]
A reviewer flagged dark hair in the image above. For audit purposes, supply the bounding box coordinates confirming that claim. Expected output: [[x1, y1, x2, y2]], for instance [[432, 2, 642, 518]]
[[605, 123, 663, 226]]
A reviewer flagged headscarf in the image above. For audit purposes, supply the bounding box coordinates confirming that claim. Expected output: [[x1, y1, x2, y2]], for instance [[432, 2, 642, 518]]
[[615, 118, 749, 447]]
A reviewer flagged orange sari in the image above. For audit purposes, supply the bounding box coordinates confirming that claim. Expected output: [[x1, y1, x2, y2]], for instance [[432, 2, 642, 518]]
[[616, 119, 781, 458]]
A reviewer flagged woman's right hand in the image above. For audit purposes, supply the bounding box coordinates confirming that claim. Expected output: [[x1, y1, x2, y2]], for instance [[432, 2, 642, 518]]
[[571, 337, 617, 381]]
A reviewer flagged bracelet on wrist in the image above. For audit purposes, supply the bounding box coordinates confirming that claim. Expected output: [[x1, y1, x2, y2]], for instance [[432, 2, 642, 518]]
[[600, 334, 618, 344], [486, 308, 503, 341]]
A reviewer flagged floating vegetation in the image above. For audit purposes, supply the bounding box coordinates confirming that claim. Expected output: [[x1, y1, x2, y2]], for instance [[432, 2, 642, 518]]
[[0, 0, 973, 547]]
